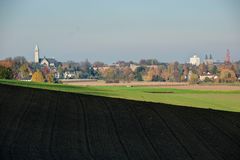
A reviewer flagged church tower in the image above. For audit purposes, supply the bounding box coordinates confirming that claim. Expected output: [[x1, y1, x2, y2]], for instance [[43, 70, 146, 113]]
[[34, 45, 39, 63]]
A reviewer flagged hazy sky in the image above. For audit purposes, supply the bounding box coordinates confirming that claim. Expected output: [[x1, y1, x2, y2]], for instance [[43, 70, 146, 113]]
[[0, 0, 240, 63]]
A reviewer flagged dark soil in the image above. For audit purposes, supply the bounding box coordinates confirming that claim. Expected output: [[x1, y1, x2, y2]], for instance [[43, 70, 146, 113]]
[[0, 84, 240, 160]]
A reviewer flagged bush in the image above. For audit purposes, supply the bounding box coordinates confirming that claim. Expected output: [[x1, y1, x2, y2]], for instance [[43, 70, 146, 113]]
[[32, 70, 45, 82], [204, 77, 213, 83], [0, 66, 13, 79], [189, 73, 199, 84], [46, 73, 54, 83]]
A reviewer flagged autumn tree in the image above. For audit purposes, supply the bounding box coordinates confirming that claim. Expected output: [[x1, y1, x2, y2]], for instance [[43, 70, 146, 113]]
[[32, 70, 45, 82], [102, 67, 120, 83], [167, 62, 180, 82], [144, 66, 163, 81], [182, 64, 189, 81], [19, 63, 30, 79], [122, 67, 134, 82], [188, 72, 199, 84], [219, 69, 236, 83], [198, 63, 207, 75], [46, 73, 55, 83]]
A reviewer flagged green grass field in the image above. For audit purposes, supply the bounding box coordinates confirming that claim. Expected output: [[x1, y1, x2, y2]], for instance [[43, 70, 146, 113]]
[[0, 79, 240, 112]]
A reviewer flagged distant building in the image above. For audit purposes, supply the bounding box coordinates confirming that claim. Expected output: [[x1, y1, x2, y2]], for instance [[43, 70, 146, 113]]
[[93, 66, 110, 72], [204, 54, 214, 65], [190, 55, 200, 66], [34, 45, 40, 63], [40, 57, 59, 68], [34, 45, 60, 68], [199, 72, 218, 81], [130, 64, 139, 71]]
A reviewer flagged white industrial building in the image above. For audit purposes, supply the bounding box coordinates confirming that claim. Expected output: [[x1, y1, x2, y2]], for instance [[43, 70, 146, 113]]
[[190, 55, 200, 66]]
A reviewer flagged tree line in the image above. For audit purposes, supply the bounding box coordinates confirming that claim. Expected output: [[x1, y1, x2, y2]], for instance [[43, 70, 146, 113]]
[[0, 57, 239, 83]]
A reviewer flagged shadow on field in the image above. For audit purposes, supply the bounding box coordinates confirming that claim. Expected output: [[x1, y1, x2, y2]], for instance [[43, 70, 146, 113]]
[[0, 84, 240, 160], [144, 91, 175, 94]]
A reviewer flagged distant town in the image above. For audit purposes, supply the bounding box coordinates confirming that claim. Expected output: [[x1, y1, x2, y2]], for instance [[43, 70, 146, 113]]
[[0, 45, 239, 84]]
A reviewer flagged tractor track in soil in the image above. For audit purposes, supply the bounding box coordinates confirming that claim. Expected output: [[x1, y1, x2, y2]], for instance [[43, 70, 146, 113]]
[[0, 84, 240, 160]]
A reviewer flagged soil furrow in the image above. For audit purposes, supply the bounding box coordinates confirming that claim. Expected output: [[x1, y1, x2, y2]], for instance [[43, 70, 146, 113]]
[[128, 103, 163, 160], [101, 99, 130, 160], [74, 94, 95, 160], [9, 90, 35, 160], [149, 106, 194, 160], [48, 92, 58, 160], [199, 112, 240, 147], [169, 107, 238, 160], [105, 101, 162, 159], [150, 103, 222, 160], [77, 96, 95, 160]]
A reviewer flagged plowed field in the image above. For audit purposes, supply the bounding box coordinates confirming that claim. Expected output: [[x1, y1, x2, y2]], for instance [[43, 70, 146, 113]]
[[0, 84, 240, 160]]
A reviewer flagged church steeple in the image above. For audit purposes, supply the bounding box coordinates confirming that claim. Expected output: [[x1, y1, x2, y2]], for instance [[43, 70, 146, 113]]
[[35, 45, 39, 51], [34, 45, 40, 63]]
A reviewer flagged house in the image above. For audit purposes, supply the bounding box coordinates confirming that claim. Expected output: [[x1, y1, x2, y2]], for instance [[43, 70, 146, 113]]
[[40, 57, 59, 68], [64, 71, 78, 79], [199, 72, 218, 81], [130, 64, 139, 71], [34, 45, 60, 68]]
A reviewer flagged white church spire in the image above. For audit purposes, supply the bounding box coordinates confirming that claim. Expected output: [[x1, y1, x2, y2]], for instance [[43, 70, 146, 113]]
[[35, 45, 39, 51], [34, 45, 40, 63]]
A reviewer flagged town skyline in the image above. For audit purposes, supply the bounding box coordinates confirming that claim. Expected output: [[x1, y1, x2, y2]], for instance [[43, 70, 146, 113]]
[[1, 44, 239, 65]]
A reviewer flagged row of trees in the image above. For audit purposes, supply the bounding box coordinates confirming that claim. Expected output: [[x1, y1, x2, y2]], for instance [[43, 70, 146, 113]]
[[100, 61, 240, 83], [0, 57, 55, 82], [0, 57, 239, 83]]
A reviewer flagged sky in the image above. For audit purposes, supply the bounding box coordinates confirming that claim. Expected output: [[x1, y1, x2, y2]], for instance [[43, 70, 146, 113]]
[[0, 0, 240, 64]]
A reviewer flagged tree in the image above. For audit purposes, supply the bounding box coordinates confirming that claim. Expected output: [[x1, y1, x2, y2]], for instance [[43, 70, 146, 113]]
[[189, 72, 199, 84], [13, 56, 27, 66], [41, 66, 50, 76], [0, 59, 14, 68], [219, 69, 236, 83], [182, 64, 189, 81], [102, 67, 121, 83], [135, 73, 143, 81], [144, 66, 162, 81], [167, 62, 180, 82], [139, 59, 159, 65], [210, 65, 218, 74], [0, 66, 13, 79], [93, 61, 105, 67], [122, 67, 134, 82], [134, 66, 146, 81], [57, 65, 63, 78], [19, 64, 30, 79], [46, 73, 54, 83], [80, 59, 91, 72], [32, 70, 45, 82], [198, 63, 207, 75]]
